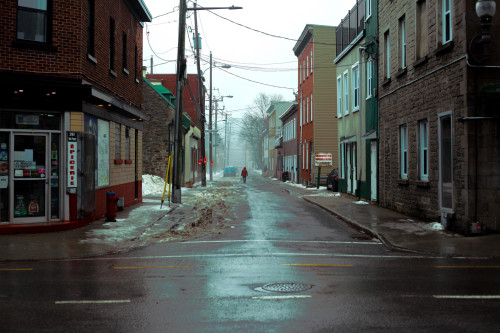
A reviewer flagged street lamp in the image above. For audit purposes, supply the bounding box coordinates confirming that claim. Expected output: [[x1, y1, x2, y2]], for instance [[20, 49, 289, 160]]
[[470, 0, 497, 63]]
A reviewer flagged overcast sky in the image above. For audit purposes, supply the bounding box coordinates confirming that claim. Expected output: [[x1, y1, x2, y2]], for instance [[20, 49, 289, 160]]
[[142, 0, 356, 117]]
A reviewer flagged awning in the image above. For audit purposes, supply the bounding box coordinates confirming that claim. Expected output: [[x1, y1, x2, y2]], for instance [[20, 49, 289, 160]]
[[361, 130, 378, 140], [339, 135, 357, 144]]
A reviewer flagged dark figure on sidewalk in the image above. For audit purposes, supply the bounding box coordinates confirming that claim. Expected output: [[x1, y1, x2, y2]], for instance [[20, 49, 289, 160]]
[[241, 167, 248, 183]]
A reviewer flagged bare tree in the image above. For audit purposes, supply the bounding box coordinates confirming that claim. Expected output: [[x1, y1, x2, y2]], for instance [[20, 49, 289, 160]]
[[239, 92, 283, 169]]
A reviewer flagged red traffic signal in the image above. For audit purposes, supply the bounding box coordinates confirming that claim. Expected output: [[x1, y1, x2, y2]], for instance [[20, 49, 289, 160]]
[[198, 159, 202, 165], [203, 157, 207, 164], [210, 161, 213, 166]]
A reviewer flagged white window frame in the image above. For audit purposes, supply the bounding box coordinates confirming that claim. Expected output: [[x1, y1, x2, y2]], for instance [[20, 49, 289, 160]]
[[442, 0, 452, 44], [306, 55, 309, 77], [337, 75, 342, 118], [400, 16, 407, 69], [311, 94, 312, 121], [366, 0, 372, 20], [343, 70, 349, 116], [340, 143, 345, 178], [385, 30, 391, 79], [419, 120, 429, 181], [400, 124, 408, 180], [366, 60, 372, 99], [352, 62, 360, 112], [310, 49, 313, 74], [306, 96, 309, 124]]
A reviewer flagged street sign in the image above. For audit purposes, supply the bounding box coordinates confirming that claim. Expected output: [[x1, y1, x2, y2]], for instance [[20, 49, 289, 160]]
[[315, 153, 332, 167]]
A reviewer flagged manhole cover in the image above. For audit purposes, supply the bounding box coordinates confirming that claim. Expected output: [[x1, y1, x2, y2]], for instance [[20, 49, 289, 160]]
[[261, 282, 313, 293]]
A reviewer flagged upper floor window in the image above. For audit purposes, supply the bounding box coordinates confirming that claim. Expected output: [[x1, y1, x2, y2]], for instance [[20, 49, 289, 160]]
[[306, 96, 309, 123], [442, 0, 452, 44], [337, 75, 342, 118], [399, 16, 407, 70], [400, 124, 408, 180], [310, 49, 313, 74], [122, 32, 128, 74], [416, 0, 428, 59], [306, 55, 309, 77], [352, 63, 360, 111], [366, 0, 372, 20], [115, 123, 121, 160], [366, 60, 373, 99], [310, 94, 313, 121], [87, 0, 95, 57], [17, 0, 49, 42], [343, 71, 349, 115], [384, 30, 391, 79], [109, 18, 116, 72]]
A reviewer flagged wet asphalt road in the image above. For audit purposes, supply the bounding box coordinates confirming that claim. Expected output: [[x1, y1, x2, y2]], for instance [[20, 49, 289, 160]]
[[2, 176, 500, 332]]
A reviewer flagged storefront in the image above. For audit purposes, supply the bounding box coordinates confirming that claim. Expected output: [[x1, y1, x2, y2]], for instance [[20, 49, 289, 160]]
[[0, 111, 62, 224]]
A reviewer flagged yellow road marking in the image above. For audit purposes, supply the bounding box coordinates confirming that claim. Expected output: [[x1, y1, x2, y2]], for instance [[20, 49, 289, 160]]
[[0, 268, 33, 271], [56, 300, 131, 304], [435, 266, 500, 268], [113, 265, 192, 269], [282, 264, 353, 267]]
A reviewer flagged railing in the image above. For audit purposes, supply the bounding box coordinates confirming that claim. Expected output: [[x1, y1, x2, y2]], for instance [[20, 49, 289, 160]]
[[336, 0, 365, 57]]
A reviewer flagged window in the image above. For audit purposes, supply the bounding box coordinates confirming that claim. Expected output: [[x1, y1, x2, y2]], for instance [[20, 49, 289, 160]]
[[400, 124, 408, 179], [306, 55, 309, 77], [17, 0, 49, 42], [418, 120, 429, 181], [87, 0, 95, 57], [442, 0, 452, 44], [337, 75, 342, 118], [352, 63, 360, 111], [134, 45, 138, 81], [299, 63, 302, 83], [340, 144, 345, 178], [416, 0, 428, 59], [125, 127, 130, 160], [115, 123, 121, 160], [343, 71, 349, 115], [310, 49, 313, 74], [109, 17, 115, 72], [366, 60, 372, 98], [366, 0, 372, 19], [306, 96, 309, 123], [303, 59, 306, 82], [306, 142, 309, 169], [399, 16, 406, 69], [310, 94, 313, 122], [384, 30, 391, 79], [122, 33, 128, 72]]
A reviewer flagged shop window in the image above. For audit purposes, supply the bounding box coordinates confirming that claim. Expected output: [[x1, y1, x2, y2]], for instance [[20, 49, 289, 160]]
[[0, 133, 9, 222], [115, 123, 121, 160]]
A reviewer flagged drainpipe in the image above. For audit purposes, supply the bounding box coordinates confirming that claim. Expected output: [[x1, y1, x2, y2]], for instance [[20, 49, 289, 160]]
[[357, 46, 366, 199]]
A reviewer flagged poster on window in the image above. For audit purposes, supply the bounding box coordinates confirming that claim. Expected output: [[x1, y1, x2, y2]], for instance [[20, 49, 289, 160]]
[[97, 119, 109, 186]]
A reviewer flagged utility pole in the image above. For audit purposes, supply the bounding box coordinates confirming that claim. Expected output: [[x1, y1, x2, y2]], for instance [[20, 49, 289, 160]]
[[150, 56, 153, 74], [208, 52, 213, 181], [193, 3, 206, 187], [172, 0, 187, 203]]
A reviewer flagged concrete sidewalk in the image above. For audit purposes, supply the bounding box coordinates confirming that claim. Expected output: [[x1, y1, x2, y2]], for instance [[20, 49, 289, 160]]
[[277, 179, 500, 258]]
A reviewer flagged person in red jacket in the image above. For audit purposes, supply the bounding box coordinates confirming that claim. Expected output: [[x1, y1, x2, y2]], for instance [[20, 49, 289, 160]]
[[241, 167, 248, 183]]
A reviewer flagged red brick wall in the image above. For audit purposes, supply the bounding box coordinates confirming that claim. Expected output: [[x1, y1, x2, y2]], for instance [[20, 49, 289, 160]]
[[95, 180, 142, 218], [0, 0, 144, 109]]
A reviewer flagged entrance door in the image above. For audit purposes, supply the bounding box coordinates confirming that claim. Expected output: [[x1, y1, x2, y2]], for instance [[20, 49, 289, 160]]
[[12, 134, 48, 223], [439, 114, 453, 212], [370, 141, 377, 201], [346, 144, 352, 193]]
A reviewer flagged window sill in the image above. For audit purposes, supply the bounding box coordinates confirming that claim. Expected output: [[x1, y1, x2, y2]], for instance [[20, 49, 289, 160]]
[[416, 180, 430, 188], [413, 56, 429, 68], [11, 40, 58, 52], [352, 108, 360, 113], [435, 41, 454, 56], [87, 54, 97, 64], [135, 78, 140, 84], [382, 77, 391, 87], [396, 68, 407, 78], [398, 178, 409, 186], [114, 159, 124, 165], [123, 68, 129, 75], [125, 159, 133, 164], [109, 69, 117, 78]]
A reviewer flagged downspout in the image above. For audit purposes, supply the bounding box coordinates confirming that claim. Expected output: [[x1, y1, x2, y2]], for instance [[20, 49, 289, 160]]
[[357, 46, 366, 199]]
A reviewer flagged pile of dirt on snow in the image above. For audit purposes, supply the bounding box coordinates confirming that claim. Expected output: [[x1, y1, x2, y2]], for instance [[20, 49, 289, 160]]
[[167, 186, 237, 239]]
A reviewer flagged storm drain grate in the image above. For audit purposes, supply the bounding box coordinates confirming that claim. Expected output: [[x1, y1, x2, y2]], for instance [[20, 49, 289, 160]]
[[261, 282, 313, 293]]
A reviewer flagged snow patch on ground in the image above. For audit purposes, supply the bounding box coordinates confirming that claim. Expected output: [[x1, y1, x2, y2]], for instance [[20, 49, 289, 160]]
[[353, 201, 369, 205], [142, 174, 168, 196]]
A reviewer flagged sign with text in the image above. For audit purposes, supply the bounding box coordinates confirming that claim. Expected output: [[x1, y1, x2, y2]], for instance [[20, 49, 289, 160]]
[[315, 153, 333, 166], [67, 132, 78, 188]]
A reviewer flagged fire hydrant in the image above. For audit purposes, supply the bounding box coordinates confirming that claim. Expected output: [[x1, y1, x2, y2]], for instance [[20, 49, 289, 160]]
[[106, 191, 117, 222]]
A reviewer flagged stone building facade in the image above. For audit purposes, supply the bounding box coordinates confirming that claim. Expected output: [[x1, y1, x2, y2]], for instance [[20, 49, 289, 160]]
[[378, 0, 500, 233]]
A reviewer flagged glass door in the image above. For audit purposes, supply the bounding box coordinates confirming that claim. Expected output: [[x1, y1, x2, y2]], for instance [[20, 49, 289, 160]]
[[12, 134, 48, 223]]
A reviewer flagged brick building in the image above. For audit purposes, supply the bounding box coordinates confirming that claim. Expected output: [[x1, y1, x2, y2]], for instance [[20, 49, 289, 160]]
[[0, 0, 151, 232], [293, 25, 338, 186], [146, 74, 205, 186], [280, 103, 299, 183], [378, 0, 500, 233]]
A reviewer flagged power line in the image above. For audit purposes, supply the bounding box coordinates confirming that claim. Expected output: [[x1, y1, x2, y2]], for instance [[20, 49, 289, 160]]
[[219, 68, 295, 91]]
